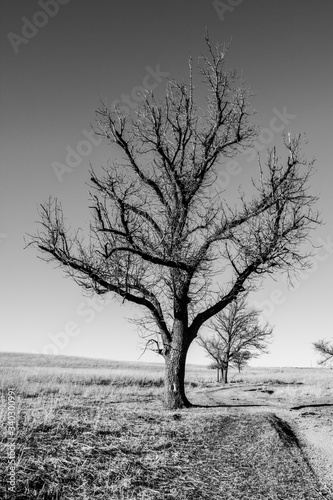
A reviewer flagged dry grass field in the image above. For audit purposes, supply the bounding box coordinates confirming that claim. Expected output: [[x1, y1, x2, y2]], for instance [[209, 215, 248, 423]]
[[0, 352, 332, 499]]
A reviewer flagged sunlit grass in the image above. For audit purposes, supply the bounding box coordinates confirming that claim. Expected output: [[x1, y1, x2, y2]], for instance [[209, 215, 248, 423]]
[[0, 352, 214, 403], [1, 352, 332, 401], [232, 366, 333, 386], [231, 366, 333, 402]]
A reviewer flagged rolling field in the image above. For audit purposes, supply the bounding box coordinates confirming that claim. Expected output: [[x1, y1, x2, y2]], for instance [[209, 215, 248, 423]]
[[0, 352, 332, 499]]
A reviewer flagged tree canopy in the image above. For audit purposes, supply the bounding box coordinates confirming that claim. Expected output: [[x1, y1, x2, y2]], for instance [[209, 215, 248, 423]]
[[198, 294, 273, 383], [313, 339, 333, 366]]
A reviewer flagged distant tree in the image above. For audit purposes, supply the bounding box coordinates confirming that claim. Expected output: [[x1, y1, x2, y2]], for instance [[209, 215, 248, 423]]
[[208, 362, 223, 382], [198, 295, 273, 383], [203, 340, 227, 383], [232, 350, 252, 374], [27, 36, 320, 409], [313, 339, 333, 366]]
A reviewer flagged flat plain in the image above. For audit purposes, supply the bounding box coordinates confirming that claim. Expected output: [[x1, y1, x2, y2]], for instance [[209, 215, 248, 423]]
[[0, 352, 332, 499]]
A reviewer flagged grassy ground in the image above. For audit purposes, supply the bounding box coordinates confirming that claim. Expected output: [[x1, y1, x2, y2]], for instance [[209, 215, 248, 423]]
[[0, 352, 212, 402], [0, 352, 332, 499]]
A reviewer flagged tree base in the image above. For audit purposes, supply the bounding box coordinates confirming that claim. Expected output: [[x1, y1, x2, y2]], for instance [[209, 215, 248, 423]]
[[163, 398, 193, 410], [163, 388, 192, 410]]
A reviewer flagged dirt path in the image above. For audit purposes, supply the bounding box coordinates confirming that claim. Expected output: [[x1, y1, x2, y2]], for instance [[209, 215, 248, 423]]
[[290, 405, 333, 494], [189, 384, 333, 496]]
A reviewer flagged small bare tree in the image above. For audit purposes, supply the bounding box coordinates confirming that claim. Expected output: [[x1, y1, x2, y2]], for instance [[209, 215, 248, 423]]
[[209, 362, 225, 382], [202, 339, 228, 383], [27, 37, 320, 409], [232, 350, 252, 374], [198, 294, 273, 383], [313, 339, 333, 366]]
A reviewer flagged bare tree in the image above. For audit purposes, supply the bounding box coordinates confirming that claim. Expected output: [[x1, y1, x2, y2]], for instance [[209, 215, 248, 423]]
[[209, 362, 224, 382], [232, 350, 252, 374], [198, 294, 273, 383], [313, 339, 333, 366], [26, 37, 320, 409], [201, 338, 228, 383]]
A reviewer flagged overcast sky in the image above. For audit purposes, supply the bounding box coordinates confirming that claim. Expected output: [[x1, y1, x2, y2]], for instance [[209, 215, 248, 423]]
[[1, 0, 332, 367]]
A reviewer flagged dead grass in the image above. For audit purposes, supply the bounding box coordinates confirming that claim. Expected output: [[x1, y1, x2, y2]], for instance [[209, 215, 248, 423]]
[[232, 366, 333, 405], [1, 398, 328, 499], [0, 352, 331, 499], [232, 366, 333, 386], [0, 352, 212, 402]]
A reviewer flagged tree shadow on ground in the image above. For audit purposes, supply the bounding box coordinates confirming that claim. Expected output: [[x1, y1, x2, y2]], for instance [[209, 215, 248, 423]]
[[191, 403, 269, 408], [290, 403, 333, 410]]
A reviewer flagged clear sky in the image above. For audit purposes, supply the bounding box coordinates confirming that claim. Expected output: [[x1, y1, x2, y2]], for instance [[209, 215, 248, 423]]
[[0, 0, 332, 367]]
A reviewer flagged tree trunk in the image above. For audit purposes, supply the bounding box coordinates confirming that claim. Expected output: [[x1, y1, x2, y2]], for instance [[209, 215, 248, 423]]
[[224, 363, 228, 384], [164, 321, 192, 409], [216, 368, 220, 382]]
